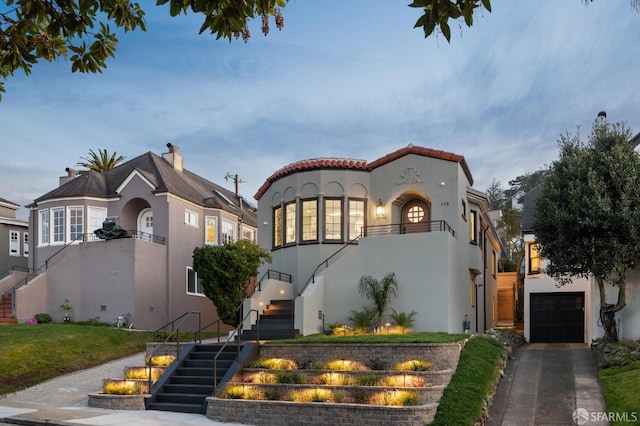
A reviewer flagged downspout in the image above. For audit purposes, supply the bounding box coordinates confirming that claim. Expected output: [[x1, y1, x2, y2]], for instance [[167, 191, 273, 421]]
[[483, 226, 489, 332]]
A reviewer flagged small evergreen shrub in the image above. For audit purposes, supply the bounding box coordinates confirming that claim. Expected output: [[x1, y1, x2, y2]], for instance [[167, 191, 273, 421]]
[[34, 313, 52, 323]]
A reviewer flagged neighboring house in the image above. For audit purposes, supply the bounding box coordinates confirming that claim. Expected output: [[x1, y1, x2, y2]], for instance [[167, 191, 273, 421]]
[[522, 186, 640, 342], [0, 197, 28, 273], [510, 190, 525, 212], [246, 145, 503, 336], [2, 144, 257, 329]]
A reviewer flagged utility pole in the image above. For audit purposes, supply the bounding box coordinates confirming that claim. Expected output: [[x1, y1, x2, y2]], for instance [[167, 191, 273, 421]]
[[224, 173, 245, 196]]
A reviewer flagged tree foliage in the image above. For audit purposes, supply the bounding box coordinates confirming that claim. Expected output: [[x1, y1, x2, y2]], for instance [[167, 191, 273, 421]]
[[77, 148, 125, 172], [532, 120, 640, 341], [357, 272, 399, 326], [409, 0, 491, 43], [192, 240, 271, 327], [485, 178, 505, 211]]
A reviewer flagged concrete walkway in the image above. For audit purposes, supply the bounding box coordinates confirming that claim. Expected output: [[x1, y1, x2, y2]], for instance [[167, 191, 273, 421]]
[[487, 343, 609, 426]]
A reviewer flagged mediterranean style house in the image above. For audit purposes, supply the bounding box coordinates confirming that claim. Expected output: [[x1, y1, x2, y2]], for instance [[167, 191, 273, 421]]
[[0, 144, 257, 329], [245, 145, 503, 336], [522, 186, 640, 342]]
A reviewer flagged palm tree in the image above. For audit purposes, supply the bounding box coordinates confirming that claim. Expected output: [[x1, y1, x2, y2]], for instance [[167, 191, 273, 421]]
[[77, 149, 125, 172], [357, 272, 398, 327], [390, 309, 417, 334]]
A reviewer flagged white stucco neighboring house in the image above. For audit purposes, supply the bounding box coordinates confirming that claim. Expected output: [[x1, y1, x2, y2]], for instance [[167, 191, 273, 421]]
[[247, 145, 503, 336]]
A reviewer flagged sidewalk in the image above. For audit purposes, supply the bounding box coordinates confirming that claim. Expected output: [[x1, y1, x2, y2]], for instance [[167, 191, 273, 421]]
[[0, 351, 248, 426], [487, 343, 609, 426]]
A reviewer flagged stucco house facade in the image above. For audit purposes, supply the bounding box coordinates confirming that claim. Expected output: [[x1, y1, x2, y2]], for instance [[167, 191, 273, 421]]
[[522, 186, 640, 343], [0, 198, 28, 274], [246, 145, 503, 336], [1, 144, 257, 330]]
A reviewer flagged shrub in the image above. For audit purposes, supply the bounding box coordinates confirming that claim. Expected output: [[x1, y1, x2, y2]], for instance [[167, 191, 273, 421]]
[[275, 370, 306, 384], [34, 313, 52, 323], [390, 309, 417, 333], [249, 357, 298, 370], [393, 359, 433, 371], [356, 372, 380, 386], [103, 380, 144, 395], [348, 307, 375, 334], [145, 355, 176, 367]]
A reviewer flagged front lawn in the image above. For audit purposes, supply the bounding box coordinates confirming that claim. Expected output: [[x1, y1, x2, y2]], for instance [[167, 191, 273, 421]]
[[599, 361, 640, 426], [271, 331, 468, 344]]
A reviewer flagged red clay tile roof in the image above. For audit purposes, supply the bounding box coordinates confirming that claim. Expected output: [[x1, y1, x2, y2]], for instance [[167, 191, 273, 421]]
[[254, 145, 473, 200]]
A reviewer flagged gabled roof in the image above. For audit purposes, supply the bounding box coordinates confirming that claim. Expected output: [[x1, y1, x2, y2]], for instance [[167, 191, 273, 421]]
[[521, 185, 543, 234], [0, 197, 20, 209], [29, 151, 256, 226], [254, 145, 473, 200]]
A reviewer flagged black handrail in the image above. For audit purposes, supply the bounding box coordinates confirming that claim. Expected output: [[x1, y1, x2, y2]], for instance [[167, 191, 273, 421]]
[[363, 220, 455, 237], [197, 305, 243, 343], [256, 269, 292, 292], [213, 308, 259, 395], [297, 233, 362, 297], [148, 311, 202, 391]]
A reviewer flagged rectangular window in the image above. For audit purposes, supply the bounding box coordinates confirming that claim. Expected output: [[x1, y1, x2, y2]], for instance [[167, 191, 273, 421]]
[[23, 233, 29, 257], [529, 244, 541, 274], [185, 209, 198, 227], [9, 231, 19, 256], [469, 210, 477, 244], [88, 207, 107, 235], [491, 250, 497, 277], [186, 267, 204, 295], [221, 219, 236, 244], [285, 202, 296, 244], [241, 226, 255, 242], [52, 207, 65, 243], [273, 206, 283, 248], [301, 199, 318, 242], [39, 209, 50, 245], [324, 198, 343, 241], [68, 206, 84, 241], [348, 199, 365, 241], [205, 216, 218, 245]]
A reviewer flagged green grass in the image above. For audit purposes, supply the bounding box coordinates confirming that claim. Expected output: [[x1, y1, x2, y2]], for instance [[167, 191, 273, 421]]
[[270, 331, 468, 344], [599, 361, 640, 426], [0, 323, 155, 395], [431, 336, 505, 426]]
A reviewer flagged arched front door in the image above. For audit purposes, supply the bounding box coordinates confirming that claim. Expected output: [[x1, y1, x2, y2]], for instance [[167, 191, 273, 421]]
[[401, 200, 430, 234], [138, 209, 153, 240]]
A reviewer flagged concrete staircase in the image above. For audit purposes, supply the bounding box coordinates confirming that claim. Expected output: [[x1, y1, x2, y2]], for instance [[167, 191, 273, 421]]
[[240, 299, 298, 341], [145, 343, 238, 414]]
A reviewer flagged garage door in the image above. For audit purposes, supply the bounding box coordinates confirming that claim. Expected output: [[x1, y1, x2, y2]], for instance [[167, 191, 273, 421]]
[[530, 292, 584, 343]]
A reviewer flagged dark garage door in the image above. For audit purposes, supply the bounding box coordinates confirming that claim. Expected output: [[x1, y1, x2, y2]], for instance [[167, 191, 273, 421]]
[[530, 292, 584, 343]]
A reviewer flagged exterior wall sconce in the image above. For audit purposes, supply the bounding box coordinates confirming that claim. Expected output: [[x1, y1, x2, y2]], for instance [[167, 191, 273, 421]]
[[376, 199, 385, 218]]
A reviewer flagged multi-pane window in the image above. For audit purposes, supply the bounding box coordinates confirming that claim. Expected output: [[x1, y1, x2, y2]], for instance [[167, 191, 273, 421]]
[[242, 226, 255, 242], [23, 233, 29, 257], [88, 207, 107, 235], [348, 199, 365, 240], [324, 198, 343, 241], [301, 199, 318, 242], [285, 202, 297, 244], [469, 210, 477, 243], [185, 209, 198, 227], [68, 206, 84, 241], [205, 216, 218, 245], [39, 210, 50, 245], [529, 244, 541, 274], [52, 208, 65, 243], [186, 267, 204, 295], [273, 206, 283, 247], [221, 219, 236, 244], [9, 231, 19, 256]]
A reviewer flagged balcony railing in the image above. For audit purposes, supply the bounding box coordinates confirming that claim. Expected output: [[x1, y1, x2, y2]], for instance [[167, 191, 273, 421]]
[[363, 220, 455, 237], [83, 230, 166, 245]]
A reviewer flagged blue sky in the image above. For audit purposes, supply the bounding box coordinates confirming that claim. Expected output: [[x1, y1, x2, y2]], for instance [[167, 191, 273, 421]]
[[2, 1, 639, 219]]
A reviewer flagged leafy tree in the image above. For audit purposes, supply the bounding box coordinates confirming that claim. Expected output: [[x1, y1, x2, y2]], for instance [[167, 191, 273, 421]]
[[485, 178, 505, 211], [409, 0, 491, 43], [77, 148, 125, 172], [505, 169, 548, 204], [357, 272, 399, 327], [193, 240, 272, 327], [532, 120, 640, 342]]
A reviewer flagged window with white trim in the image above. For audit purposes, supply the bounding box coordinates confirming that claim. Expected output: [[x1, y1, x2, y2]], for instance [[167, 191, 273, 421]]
[[88, 207, 107, 235], [9, 231, 19, 256], [221, 219, 236, 244], [185, 209, 198, 227], [23, 232, 29, 257], [39, 209, 50, 245], [68, 206, 84, 241], [52, 207, 65, 244], [205, 216, 218, 245], [241, 226, 255, 242], [186, 267, 205, 295]]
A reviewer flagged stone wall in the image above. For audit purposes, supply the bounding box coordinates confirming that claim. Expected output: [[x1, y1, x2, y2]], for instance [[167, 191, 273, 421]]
[[207, 398, 438, 426], [88, 393, 149, 410]]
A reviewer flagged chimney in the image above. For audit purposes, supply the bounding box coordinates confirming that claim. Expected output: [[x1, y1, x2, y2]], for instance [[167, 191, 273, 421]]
[[59, 167, 78, 186], [162, 143, 183, 172], [597, 111, 607, 126]]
